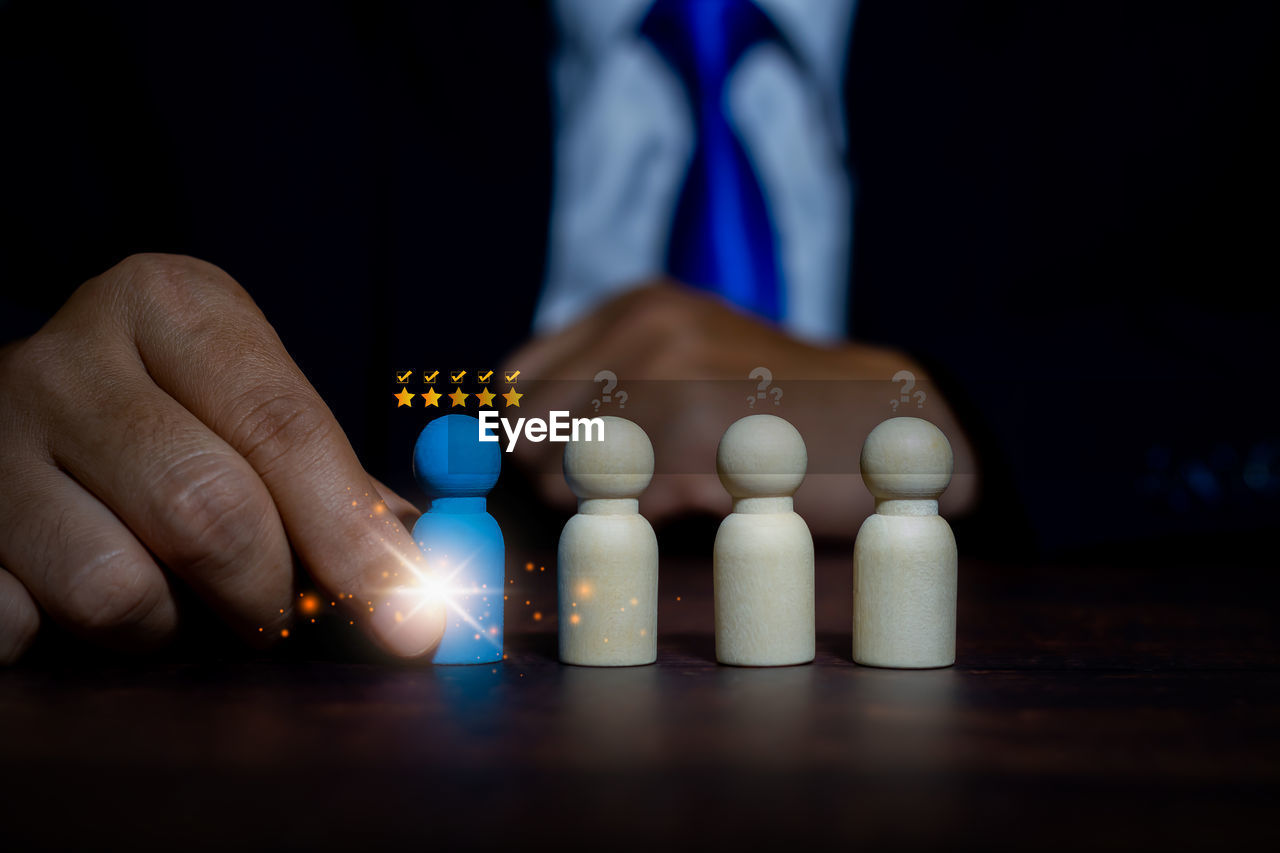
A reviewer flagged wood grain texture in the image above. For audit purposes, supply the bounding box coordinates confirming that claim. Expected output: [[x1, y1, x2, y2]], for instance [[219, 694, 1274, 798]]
[[1, 551, 1277, 850]]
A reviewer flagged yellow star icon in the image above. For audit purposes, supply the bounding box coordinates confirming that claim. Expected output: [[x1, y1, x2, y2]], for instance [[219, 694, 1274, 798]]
[[394, 387, 415, 408], [448, 386, 470, 407], [502, 387, 523, 408], [421, 386, 442, 407], [475, 387, 496, 407]]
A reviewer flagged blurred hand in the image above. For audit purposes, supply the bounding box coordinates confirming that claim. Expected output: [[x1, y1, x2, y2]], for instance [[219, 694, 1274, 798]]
[[508, 280, 978, 533], [0, 254, 444, 664]]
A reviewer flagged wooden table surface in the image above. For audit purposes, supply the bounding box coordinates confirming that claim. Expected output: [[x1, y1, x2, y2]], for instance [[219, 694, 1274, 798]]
[[2, 548, 1278, 850]]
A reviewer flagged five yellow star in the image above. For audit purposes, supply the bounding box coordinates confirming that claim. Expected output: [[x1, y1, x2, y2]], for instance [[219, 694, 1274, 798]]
[[396, 378, 519, 409]]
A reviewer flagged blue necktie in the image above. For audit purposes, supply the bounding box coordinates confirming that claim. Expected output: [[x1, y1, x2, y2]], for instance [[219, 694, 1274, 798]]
[[641, 0, 785, 321]]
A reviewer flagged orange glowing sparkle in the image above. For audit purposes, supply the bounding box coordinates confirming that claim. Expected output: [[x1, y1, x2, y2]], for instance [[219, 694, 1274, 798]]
[[569, 614, 580, 625], [532, 611, 543, 621], [280, 629, 290, 638], [525, 562, 534, 572], [299, 594, 321, 615]]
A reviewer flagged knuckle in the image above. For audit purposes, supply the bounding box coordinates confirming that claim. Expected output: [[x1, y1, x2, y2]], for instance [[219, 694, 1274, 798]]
[[5, 322, 76, 378], [119, 252, 208, 290], [61, 550, 168, 633], [156, 455, 273, 576], [114, 253, 252, 325], [114, 252, 200, 302], [0, 333, 78, 448], [227, 389, 337, 477]]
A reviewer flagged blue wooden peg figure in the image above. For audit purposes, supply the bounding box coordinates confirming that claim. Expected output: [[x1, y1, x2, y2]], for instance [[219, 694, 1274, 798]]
[[412, 414, 504, 664]]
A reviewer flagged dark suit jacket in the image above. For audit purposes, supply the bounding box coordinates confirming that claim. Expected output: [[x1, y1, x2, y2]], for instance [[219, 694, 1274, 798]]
[[2, 1, 1277, 555]]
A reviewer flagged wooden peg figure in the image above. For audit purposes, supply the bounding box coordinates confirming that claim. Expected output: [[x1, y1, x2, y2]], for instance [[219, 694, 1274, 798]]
[[852, 416, 957, 668], [714, 414, 815, 666], [558, 416, 659, 666], [412, 414, 505, 664]]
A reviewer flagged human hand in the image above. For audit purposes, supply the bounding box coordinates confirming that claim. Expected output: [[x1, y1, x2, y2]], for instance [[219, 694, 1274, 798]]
[[0, 254, 444, 664], [507, 281, 978, 534]]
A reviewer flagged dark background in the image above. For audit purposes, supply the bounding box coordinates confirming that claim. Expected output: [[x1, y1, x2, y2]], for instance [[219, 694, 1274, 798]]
[[2, 0, 1277, 554], [3, 4, 1280, 849]]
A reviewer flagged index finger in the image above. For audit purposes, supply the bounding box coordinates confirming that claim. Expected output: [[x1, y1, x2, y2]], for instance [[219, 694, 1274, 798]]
[[105, 254, 445, 657]]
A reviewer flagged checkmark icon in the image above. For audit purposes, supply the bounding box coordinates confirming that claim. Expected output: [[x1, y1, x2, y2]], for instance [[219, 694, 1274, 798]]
[[450, 370, 467, 383], [503, 370, 520, 384], [396, 370, 413, 383], [477, 370, 494, 383], [423, 370, 439, 383]]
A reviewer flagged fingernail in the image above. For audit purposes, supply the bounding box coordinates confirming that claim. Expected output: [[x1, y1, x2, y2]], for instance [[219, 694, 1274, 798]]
[[371, 585, 447, 658]]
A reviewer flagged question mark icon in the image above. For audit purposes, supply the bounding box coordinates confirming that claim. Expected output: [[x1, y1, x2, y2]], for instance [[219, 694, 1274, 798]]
[[747, 395, 757, 409], [594, 370, 618, 404], [615, 390, 628, 409], [770, 387, 783, 406], [891, 370, 915, 410], [914, 389, 926, 408], [748, 366, 773, 409], [592, 399, 601, 412]]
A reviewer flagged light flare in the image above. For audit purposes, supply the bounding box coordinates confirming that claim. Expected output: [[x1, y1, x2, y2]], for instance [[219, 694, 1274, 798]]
[[376, 540, 503, 653]]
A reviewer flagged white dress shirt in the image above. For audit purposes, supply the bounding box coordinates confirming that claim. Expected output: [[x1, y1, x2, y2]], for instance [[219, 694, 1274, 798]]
[[536, 0, 857, 342]]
